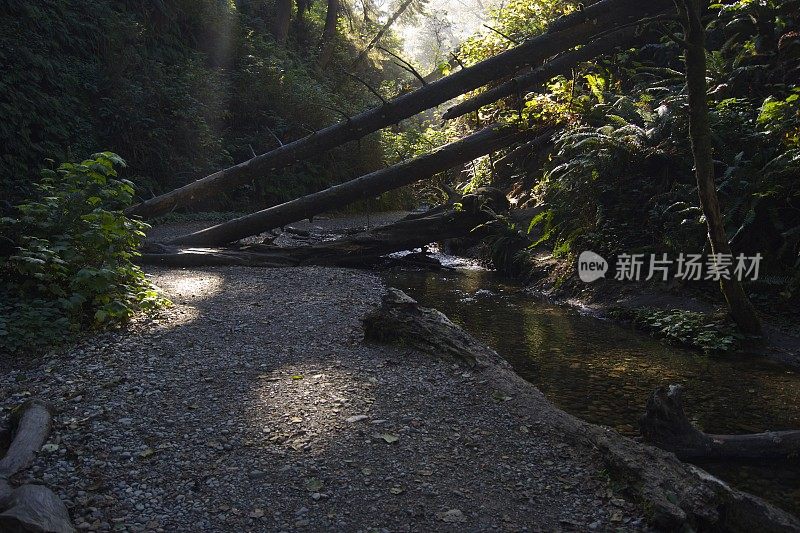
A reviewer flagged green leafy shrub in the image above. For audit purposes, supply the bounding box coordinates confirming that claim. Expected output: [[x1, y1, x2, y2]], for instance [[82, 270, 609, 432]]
[[0, 153, 169, 355], [610, 307, 741, 353]]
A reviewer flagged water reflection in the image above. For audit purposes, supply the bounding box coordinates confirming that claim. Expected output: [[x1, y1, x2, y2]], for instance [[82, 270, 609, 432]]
[[385, 267, 800, 515]]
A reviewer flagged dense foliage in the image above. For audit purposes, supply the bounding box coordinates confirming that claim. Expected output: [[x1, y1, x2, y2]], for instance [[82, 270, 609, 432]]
[[445, 0, 800, 307], [0, 0, 413, 208], [0, 153, 168, 354]]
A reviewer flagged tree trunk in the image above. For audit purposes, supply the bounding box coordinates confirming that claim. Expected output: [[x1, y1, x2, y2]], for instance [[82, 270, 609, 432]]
[[165, 125, 531, 246], [125, 0, 672, 220], [640, 385, 800, 461], [318, 0, 340, 67], [296, 0, 311, 22], [443, 27, 640, 121], [272, 0, 292, 43], [140, 196, 500, 268], [676, 0, 762, 335], [352, 0, 416, 65]]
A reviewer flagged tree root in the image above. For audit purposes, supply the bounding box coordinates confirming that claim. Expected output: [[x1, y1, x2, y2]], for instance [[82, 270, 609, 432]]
[[0, 400, 74, 533]]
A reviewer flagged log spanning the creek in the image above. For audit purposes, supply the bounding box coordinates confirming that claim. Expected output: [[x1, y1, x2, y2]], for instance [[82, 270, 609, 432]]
[[166, 125, 528, 246], [442, 26, 644, 121], [640, 384, 800, 461], [139, 191, 504, 268], [126, 0, 673, 219]]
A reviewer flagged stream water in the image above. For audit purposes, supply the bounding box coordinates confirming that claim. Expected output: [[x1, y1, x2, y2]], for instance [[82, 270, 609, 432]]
[[384, 265, 800, 516]]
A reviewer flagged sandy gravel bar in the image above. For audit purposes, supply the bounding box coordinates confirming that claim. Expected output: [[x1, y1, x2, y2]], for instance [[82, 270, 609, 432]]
[[0, 265, 648, 532]]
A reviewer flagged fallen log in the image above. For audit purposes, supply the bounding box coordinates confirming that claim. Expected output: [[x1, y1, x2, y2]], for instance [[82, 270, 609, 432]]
[[140, 194, 500, 268], [640, 384, 800, 461], [442, 26, 641, 121], [0, 400, 74, 533], [493, 127, 557, 170], [364, 288, 510, 368], [166, 125, 528, 246], [365, 290, 800, 531], [126, 0, 672, 219]]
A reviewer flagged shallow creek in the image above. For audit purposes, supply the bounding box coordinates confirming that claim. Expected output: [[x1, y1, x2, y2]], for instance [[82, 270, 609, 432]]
[[384, 265, 800, 516]]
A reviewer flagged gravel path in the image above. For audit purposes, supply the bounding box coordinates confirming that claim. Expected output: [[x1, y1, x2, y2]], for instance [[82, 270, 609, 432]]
[[1, 228, 650, 531]]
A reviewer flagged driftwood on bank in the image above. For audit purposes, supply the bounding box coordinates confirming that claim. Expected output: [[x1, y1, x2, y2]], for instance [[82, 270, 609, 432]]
[[640, 384, 800, 461], [166, 125, 529, 246], [365, 290, 800, 531], [140, 195, 500, 268], [363, 288, 510, 369], [0, 400, 74, 533], [126, 0, 672, 220], [442, 26, 642, 121]]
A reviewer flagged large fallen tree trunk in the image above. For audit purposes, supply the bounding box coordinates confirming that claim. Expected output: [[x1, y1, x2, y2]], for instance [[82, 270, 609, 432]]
[[365, 290, 800, 531], [0, 400, 74, 533], [166, 125, 529, 246], [442, 26, 642, 121], [141, 194, 500, 267], [640, 384, 800, 461], [126, 0, 672, 219]]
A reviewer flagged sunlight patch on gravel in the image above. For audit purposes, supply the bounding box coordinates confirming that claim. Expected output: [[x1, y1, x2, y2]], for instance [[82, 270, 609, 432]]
[[153, 271, 225, 303], [249, 367, 378, 453]]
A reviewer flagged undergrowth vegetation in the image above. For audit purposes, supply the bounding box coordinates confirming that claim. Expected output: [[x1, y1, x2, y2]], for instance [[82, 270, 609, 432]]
[[442, 0, 800, 310], [0, 153, 169, 355], [609, 307, 741, 353]]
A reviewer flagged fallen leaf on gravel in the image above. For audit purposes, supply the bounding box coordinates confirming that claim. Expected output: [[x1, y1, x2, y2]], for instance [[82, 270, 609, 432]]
[[346, 415, 368, 423], [491, 390, 512, 402], [305, 477, 323, 491], [290, 416, 303, 423], [291, 375, 304, 380], [438, 509, 466, 523], [139, 448, 155, 458], [376, 433, 399, 444]]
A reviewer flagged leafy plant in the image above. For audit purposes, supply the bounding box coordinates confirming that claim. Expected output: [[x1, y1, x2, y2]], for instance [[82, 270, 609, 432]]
[[0, 153, 169, 355], [610, 307, 741, 353]]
